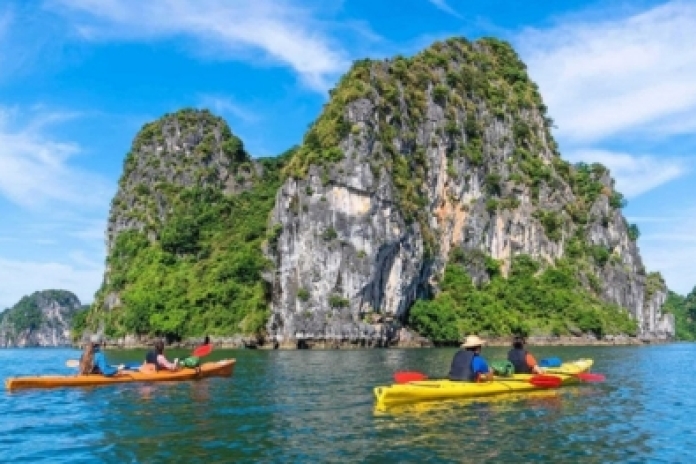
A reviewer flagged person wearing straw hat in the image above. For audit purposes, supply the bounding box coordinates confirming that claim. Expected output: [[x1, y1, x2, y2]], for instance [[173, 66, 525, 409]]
[[448, 334, 494, 382]]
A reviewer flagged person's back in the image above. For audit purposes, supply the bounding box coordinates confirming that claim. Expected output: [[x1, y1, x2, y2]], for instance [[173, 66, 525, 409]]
[[78, 342, 96, 375], [507, 336, 540, 374], [83, 334, 121, 377], [448, 349, 476, 381], [151, 339, 179, 371], [508, 346, 532, 374], [448, 335, 493, 382], [141, 349, 159, 373]]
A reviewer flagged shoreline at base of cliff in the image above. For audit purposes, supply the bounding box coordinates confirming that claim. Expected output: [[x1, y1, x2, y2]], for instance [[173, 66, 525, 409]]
[[64, 334, 674, 350]]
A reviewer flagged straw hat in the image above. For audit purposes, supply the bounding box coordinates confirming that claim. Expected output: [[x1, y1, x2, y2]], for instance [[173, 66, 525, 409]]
[[461, 334, 485, 348]]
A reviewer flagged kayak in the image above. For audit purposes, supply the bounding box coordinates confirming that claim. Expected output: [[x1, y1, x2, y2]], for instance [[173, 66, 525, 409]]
[[5, 359, 235, 391], [375, 389, 563, 415], [543, 358, 593, 375], [374, 373, 579, 409]]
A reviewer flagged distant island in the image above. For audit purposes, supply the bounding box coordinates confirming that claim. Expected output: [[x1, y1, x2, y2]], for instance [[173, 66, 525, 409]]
[[0, 290, 86, 347]]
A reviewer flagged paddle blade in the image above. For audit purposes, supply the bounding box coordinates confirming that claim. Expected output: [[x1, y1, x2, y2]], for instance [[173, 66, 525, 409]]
[[576, 372, 606, 382], [66, 360, 79, 368], [394, 371, 428, 384], [529, 374, 562, 389], [192, 344, 213, 358]]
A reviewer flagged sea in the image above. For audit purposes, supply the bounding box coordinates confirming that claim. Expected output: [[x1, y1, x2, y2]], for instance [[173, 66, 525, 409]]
[[1, 344, 695, 463]]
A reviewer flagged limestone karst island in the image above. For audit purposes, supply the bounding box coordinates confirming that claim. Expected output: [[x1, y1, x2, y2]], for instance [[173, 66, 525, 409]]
[[5, 38, 692, 350], [4, 0, 696, 457]]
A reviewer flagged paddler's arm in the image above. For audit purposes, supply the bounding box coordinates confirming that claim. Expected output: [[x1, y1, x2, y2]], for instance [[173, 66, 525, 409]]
[[473, 357, 495, 381], [527, 353, 543, 374]]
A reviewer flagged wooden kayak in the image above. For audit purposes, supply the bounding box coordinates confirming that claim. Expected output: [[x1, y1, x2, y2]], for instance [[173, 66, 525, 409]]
[[5, 359, 235, 391]]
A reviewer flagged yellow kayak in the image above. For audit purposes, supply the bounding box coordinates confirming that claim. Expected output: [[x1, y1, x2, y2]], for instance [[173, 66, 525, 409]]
[[374, 373, 579, 409], [5, 359, 235, 391], [542, 358, 593, 375]]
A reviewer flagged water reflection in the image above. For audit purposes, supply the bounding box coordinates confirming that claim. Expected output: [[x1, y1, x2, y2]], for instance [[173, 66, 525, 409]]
[[2, 346, 696, 462]]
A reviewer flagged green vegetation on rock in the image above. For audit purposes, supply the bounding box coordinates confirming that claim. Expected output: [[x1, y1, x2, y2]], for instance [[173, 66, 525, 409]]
[[82, 154, 288, 340], [409, 251, 638, 343], [662, 288, 696, 340], [82, 37, 660, 344], [1, 290, 80, 333]]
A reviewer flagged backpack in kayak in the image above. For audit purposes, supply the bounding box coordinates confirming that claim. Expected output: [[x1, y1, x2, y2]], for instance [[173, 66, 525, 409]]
[[490, 360, 515, 377], [539, 357, 562, 368], [181, 356, 201, 368]]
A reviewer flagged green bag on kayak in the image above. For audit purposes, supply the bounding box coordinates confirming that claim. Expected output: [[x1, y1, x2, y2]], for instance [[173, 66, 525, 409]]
[[180, 356, 200, 368], [490, 360, 514, 377]]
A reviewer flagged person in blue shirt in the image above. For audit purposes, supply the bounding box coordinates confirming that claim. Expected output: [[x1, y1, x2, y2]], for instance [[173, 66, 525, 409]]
[[78, 334, 123, 377], [448, 335, 494, 381]]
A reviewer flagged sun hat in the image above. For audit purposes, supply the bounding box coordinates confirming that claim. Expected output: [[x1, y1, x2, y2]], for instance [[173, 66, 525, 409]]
[[90, 333, 104, 344], [461, 334, 485, 348]]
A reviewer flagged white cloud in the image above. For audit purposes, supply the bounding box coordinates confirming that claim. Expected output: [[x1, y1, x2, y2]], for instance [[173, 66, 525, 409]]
[[0, 257, 101, 309], [636, 208, 696, 295], [49, 0, 350, 91], [0, 106, 112, 208], [518, 1, 696, 143], [566, 149, 688, 198], [198, 94, 260, 123], [428, 0, 463, 18]]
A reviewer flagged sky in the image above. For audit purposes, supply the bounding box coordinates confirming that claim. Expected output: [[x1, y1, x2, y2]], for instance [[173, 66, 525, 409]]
[[1, 0, 695, 309]]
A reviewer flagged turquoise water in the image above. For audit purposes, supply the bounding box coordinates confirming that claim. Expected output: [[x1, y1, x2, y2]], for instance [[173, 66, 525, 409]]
[[1, 344, 695, 463]]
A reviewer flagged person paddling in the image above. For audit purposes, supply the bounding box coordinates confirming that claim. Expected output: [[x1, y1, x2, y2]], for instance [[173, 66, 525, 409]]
[[79, 334, 123, 377], [507, 336, 542, 374], [141, 339, 179, 373], [448, 335, 494, 382]]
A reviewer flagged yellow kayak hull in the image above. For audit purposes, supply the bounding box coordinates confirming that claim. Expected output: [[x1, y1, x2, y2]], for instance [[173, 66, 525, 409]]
[[375, 374, 579, 408], [5, 359, 235, 391], [374, 358, 595, 409]]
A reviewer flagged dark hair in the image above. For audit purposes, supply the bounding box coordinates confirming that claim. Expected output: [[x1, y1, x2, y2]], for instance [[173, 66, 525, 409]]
[[204, 336, 210, 345], [154, 339, 165, 355], [513, 336, 525, 349], [79, 342, 95, 375]]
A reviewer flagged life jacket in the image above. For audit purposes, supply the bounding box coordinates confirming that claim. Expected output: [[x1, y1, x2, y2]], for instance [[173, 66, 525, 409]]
[[145, 350, 160, 371], [508, 348, 531, 374], [448, 350, 476, 381]]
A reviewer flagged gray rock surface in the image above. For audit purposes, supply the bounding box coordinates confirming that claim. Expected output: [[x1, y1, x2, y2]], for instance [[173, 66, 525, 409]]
[[0, 290, 83, 347], [265, 40, 673, 343]]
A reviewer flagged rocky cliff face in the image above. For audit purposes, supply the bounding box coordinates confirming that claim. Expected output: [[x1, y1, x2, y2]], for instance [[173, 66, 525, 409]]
[[267, 37, 673, 342], [94, 38, 673, 345], [89, 109, 284, 340], [0, 290, 83, 347], [106, 109, 250, 253]]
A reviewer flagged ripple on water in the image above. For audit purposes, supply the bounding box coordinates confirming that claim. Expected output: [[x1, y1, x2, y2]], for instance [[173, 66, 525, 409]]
[[3, 345, 696, 462]]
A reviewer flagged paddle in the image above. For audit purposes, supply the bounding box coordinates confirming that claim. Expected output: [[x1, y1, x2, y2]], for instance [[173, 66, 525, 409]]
[[393, 371, 562, 388], [394, 371, 428, 383], [527, 374, 563, 388], [573, 372, 606, 382], [192, 343, 213, 358], [65, 360, 141, 370]]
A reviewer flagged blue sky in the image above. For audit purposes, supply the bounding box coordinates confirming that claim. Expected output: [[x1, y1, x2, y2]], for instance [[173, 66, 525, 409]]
[[1, 0, 695, 309]]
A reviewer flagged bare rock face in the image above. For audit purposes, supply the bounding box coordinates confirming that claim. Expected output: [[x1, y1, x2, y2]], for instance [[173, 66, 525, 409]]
[[266, 38, 673, 342], [106, 109, 249, 253], [0, 290, 83, 347]]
